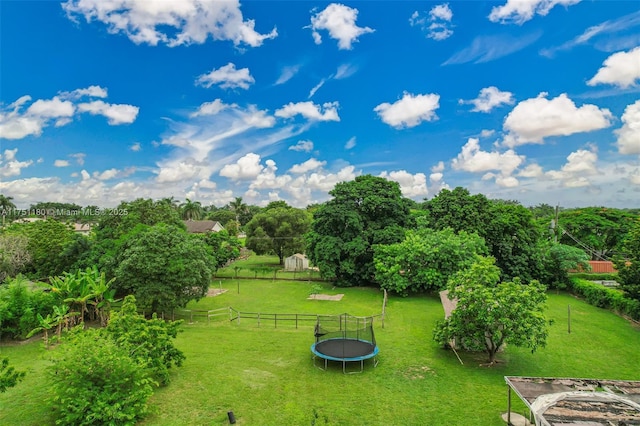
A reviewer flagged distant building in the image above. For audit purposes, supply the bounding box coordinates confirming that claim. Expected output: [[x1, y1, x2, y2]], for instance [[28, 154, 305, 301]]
[[73, 223, 93, 234], [183, 220, 225, 234], [284, 253, 309, 271]]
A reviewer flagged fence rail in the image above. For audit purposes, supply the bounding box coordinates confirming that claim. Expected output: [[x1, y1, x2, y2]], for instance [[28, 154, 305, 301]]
[[229, 307, 383, 328]]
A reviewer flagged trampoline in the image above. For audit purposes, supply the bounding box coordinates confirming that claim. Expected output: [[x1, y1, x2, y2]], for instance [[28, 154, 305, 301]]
[[311, 314, 379, 373]]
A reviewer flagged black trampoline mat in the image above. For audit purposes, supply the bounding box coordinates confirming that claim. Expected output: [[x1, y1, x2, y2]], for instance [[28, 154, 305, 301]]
[[315, 339, 375, 359]]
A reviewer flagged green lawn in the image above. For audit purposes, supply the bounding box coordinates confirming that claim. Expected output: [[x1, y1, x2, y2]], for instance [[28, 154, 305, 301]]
[[1, 279, 639, 425]]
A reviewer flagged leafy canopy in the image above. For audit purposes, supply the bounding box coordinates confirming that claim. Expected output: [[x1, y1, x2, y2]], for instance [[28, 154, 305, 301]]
[[374, 227, 487, 295], [434, 256, 548, 364], [306, 175, 413, 287]]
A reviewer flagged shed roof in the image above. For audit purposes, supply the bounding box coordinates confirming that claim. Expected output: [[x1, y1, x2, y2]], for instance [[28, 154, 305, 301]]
[[505, 376, 640, 425]]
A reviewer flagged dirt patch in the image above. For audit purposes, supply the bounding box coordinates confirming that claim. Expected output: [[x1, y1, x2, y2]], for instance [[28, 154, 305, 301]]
[[207, 288, 228, 297], [403, 366, 435, 380], [307, 293, 344, 301]]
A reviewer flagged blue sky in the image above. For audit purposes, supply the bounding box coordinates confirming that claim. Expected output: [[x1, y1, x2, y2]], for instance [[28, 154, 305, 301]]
[[1, 0, 639, 209]]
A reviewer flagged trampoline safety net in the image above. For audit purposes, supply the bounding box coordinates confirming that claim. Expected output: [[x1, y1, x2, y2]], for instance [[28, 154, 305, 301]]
[[314, 313, 376, 358]]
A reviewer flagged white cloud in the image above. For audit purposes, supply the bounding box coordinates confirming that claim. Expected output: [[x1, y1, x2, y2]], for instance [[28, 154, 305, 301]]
[[289, 158, 326, 174], [452, 138, 524, 187], [241, 105, 275, 128], [480, 129, 496, 138], [432, 161, 445, 173], [196, 63, 255, 90], [26, 97, 75, 118], [0, 149, 33, 177], [309, 3, 374, 50], [191, 99, 236, 117], [344, 136, 356, 150], [502, 93, 613, 146], [77, 100, 139, 124], [615, 100, 640, 155], [0, 88, 136, 139], [289, 140, 314, 152], [410, 3, 454, 41], [249, 159, 292, 190], [219, 153, 264, 180], [518, 164, 544, 178], [61, 85, 108, 99], [545, 148, 598, 187], [540, 11, 640, 57], [62, 0, 277, 47], [587, 47, 640, 88], [374, 92, 440, 129], [334, 63, 358, 79], [129, 143, 141, 152], [379, 170, 428, 197], [275, 64, 302, 85], [443, 32, 541, 65], [460, 86, 514, 112], [54, 160, 70, 167], [70, 153, 86, 165], [489, 0, 581, 25], [93, 168, 120, 180], [308, 79, 327, 98], [275, 101, 340, 122]]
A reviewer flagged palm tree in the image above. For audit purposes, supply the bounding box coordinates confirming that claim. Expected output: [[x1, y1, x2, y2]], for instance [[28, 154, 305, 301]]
[[0, 194, 16, 226], [229, 197, 248, 224], [181, 198, 204, 220]]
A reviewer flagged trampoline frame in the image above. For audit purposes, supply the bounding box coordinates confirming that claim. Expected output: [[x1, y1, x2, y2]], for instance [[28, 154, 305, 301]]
[[311, 340, 379, 373]]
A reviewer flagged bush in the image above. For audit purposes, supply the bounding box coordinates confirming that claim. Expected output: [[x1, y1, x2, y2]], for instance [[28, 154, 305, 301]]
[[0, 276, 55, 339], [107, 295, 185, 386], [48, 328, 155, 425], [569, 278, 640, 320], [569, 272, 618, 281]]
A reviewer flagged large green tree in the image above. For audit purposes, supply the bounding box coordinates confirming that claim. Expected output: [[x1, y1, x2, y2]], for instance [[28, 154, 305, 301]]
[[306, 175, 413, 287], [374, 227, 487, 295], [3, 219, 80, 279], [615, 218, 640, 302], [114, 224, 214, 313], [423, 188, 544, 282], [558, 207, 636, 259], [434, 257, 548, 364], [245, 203, 311, 265]]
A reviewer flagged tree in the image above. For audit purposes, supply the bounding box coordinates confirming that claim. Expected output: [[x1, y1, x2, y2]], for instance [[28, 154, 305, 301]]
[[4, 219, 78, 279], [0, 357, 25, 393], [307, 175, 413, 287], [0, 234, 31, 282], [615, 218, 640, 302], [229, 197, 248, 224], [434, 257, 548, 364], [245, 205, 311, 265], [558, 207, 636, 260], [180, 198, 204, 220], [114, 224, 214, 313], [0, 194, 16, 226], [423, 188, 544, 282], [198, 230, 242, 270], [374, 227, 487, 295], [107, 295, 185, 385], [541, 243, 590, 289]]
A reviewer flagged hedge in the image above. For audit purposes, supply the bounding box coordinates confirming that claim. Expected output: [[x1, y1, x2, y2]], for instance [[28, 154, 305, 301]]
[[569, 278, 640, 321]]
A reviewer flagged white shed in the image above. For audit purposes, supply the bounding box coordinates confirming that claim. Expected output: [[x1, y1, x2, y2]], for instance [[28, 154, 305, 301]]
[[284, 253, 309, 271]]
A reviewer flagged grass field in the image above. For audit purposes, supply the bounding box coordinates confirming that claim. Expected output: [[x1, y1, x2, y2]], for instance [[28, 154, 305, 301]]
[[1, 265, 639, 425]]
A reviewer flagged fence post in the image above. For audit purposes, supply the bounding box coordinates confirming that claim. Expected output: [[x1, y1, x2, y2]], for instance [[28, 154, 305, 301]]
[[258, 312, 260, 327]]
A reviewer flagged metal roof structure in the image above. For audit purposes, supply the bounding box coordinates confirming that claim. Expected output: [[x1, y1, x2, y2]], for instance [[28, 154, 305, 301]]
[[505, 376, 640, 426]]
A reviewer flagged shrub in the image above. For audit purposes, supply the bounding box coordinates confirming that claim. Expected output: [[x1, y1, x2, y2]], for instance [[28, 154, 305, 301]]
[[569, 272, 618, 281], [107, 295, 185, 385], [569, 278, 640, 320], [48, 328, 155, 425], [0, 276, 54, 339]]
